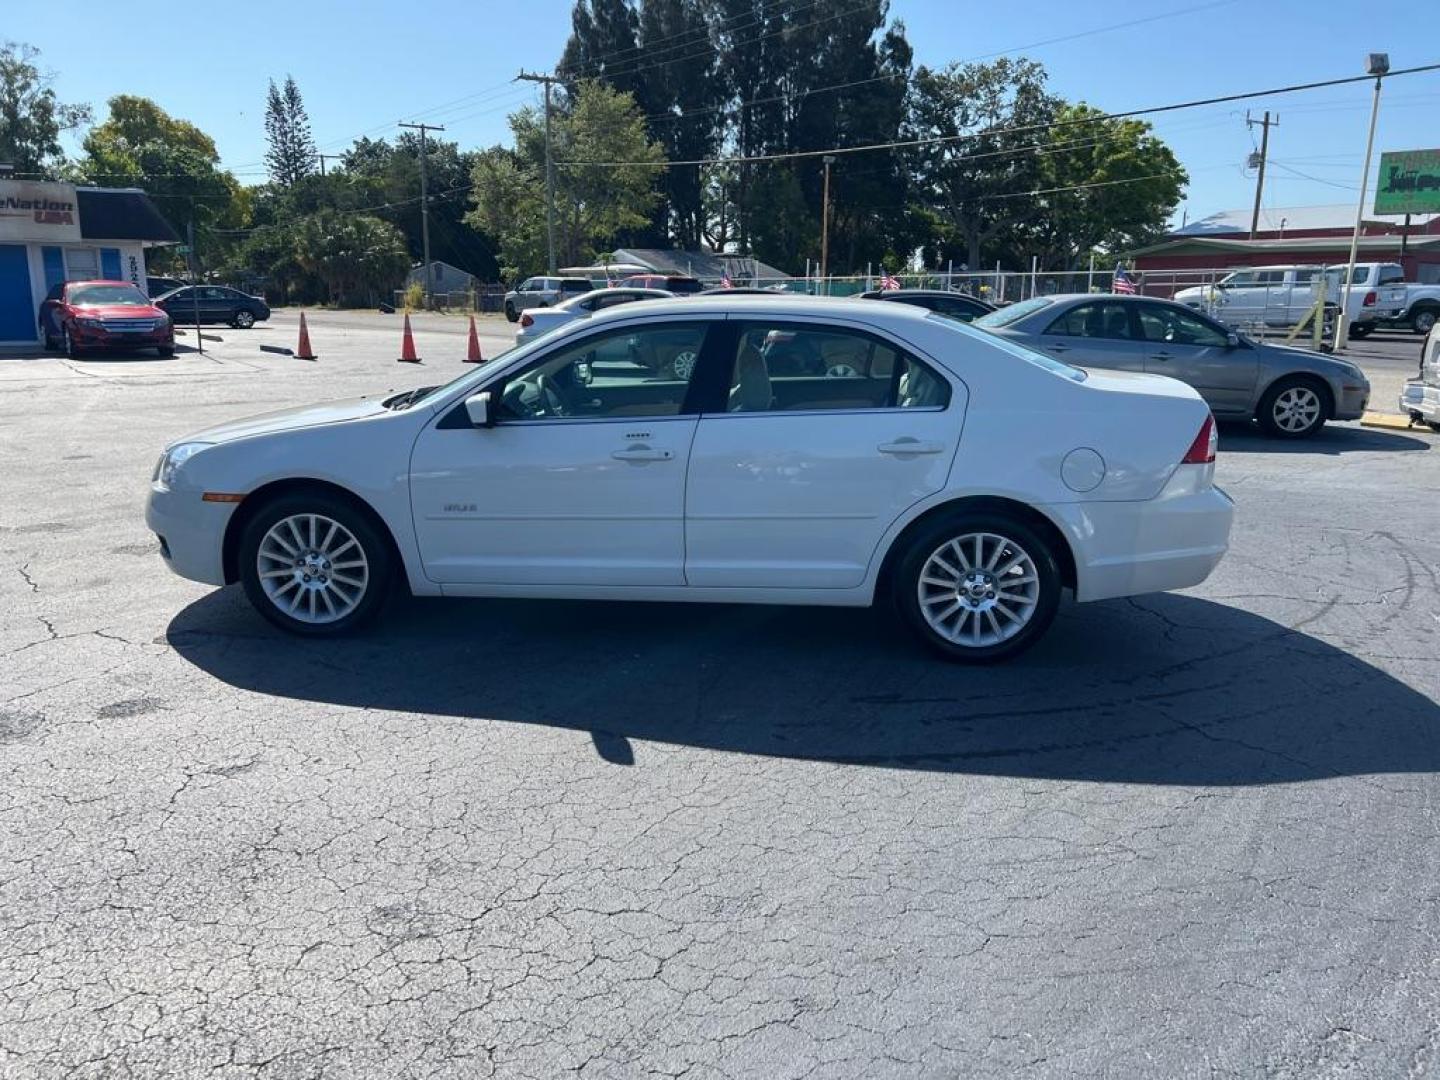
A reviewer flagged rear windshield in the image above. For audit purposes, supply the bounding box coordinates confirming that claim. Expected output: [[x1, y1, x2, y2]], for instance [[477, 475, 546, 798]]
[[560, 280, 592, 293], [667, 278, 704, 294], [68, 284, 149, 306], [930, 312, 1085, 383], [973, 296, 1053, 329]]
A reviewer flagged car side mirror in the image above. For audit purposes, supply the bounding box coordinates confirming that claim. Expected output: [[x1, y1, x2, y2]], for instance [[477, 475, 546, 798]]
[[464, 390, 493, 428], [1225, 332, 1241, 349]]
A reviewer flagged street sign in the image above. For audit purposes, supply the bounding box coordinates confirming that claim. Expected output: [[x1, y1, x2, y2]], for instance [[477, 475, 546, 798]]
[[1374, 149, 1440, 215], [176, 244, 191, 255]]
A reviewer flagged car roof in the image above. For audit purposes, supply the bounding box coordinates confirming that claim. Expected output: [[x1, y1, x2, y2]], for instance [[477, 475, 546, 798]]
[[580, 294, 938, 326], [65, 279, 136, 287]]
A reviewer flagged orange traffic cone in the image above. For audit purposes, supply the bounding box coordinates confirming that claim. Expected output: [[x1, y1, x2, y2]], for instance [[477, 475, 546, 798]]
[[295, 311, 316, 360], [397, 312, 421, 363], [465, 315, 483, 363]]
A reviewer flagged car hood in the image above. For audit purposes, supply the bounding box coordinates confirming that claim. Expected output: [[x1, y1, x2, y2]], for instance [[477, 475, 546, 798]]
[[174, 396, 390, 447], [71, 303, 166, 318], [1253, 341, 1364, 379]]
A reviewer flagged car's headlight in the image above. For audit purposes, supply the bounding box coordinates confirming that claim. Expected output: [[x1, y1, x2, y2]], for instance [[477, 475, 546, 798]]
[[76, 317, 104, 329], [154, 442, 213, 490]]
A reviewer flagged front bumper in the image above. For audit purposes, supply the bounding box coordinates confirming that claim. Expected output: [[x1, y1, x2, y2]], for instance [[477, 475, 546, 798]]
[[1335, 382, 1369, 421], [1401, 380, 1440, 423], [146, 483, 234, 586], [73, 324, 174, 349], [1045, 467, 1235, 603]]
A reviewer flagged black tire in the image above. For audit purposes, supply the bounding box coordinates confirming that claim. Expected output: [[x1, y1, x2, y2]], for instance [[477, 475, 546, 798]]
[[1412, 307, 1438, 336], [1256, 375, 1330, 438], [62, 324, 81, 359], [156, 345, 175, 357], [1428, 422, 1440, 434], [231, 309, 256, 329], [504, 302, 518, 323], [893, 512, 1062, 663], [238, 491, 394, 637], [1348, 322, 1374, 339]]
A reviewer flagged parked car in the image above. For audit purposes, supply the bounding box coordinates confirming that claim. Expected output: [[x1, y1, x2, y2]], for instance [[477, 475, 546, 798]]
[[975, 293, 1369, 438], [39, 280, 174, 358], [146, 275, 186, 297], [155, 285, 271, 328], [1399, 320, 1440, 431], [858, 288, 996, 322], [1381, 281, 1440, 335], [618, 274, 704, 294], [514, 287, 673, 344], [146, 296, 1233, 662], [697, 286, 789, 295], [503, 277, 593, 321], [1173, 264, 1329, 329]]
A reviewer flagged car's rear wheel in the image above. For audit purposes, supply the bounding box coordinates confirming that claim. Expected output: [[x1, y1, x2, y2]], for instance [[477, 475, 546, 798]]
[[239, 493, 393, 636], [231, 310, 256, 329], [894, 514, 1061, 663], [1412, 307, 1438, 336], [1348, 323, 1374, 339], [504, 302, 518, 323], [1257, 376, 1329, 438], [157, 345, 175, 357]]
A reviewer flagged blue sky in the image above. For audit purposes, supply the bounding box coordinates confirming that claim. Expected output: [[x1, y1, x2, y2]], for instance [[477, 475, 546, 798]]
[[12, 0, 1439, 224]]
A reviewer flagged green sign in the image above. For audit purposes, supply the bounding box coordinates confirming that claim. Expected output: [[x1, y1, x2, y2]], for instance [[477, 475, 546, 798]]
[[1374, 149, 1440, 215]]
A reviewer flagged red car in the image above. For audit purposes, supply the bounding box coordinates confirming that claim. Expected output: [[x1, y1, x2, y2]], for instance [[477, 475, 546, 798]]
[[39, 280, 175, 358]]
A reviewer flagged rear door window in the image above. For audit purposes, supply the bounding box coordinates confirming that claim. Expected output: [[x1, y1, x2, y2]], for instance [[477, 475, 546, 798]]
[[1044, 302, 1136, 340]]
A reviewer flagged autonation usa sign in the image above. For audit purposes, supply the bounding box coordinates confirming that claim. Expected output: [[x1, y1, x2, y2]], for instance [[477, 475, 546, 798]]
[[0, 179, 82, 243]]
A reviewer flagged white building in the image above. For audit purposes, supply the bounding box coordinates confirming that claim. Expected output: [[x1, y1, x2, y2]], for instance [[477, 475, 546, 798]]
[[0, 179, 179, 347]]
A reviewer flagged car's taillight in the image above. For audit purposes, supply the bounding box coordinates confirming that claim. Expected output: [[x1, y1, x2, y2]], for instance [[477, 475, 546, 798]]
[[520, 313, 533, 328], [1181, 414, 1217, 465], [1363, 290, 1377, 307]]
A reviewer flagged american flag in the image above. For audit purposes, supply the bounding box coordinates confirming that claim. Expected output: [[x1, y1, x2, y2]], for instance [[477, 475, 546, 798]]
[[880, 272, 901, 291], [1112, 264, 1138, 294], [719, 274, 733, 289]]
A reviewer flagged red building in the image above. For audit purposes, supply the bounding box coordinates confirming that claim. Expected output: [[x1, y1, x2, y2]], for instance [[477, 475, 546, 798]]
[[1132, 204, 1440, 291]]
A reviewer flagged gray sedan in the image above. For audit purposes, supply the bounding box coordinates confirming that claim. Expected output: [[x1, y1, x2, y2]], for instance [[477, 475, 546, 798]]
[[975, 294, 1371, 438]]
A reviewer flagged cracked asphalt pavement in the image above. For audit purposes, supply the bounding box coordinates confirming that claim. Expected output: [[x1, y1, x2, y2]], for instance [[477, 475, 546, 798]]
[[2, 312, 1438, 1078]]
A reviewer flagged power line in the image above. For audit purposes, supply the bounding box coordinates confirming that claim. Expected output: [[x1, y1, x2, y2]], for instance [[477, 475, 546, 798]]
[[556, 61, 1440, 168]]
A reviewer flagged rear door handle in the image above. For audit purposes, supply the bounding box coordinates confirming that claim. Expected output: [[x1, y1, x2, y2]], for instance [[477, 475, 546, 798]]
[[1045, 343, 1069, 353], [1152, 351, 1173, 361], [611, 446, 673, 462], [878, 440, 945, 456]]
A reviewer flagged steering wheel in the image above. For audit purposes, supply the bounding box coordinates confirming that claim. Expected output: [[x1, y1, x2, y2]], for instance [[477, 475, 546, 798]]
[[534, 372, 571, 418]]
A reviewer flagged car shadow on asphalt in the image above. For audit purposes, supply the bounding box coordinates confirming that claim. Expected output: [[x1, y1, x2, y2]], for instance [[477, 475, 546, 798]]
[[1218, 422, 1432, 455], [166, 588, 1440, 785]]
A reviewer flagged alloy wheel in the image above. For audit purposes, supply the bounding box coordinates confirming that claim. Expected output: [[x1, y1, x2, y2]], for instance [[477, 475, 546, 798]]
[[1272, 385, 1322, 434], [235, 310, 255, 328], [670, 350, 698, 380], [917, 532, 1040, 648], [256, 513, 370, 625]]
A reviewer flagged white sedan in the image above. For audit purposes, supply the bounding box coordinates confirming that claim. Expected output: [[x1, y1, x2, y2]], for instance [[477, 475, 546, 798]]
[[147, 296, 1234, 662], [514, 286, 673, 345]]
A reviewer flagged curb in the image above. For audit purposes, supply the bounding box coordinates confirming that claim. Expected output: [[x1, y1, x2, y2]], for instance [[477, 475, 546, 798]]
[[1359, 411, 1424, 431]]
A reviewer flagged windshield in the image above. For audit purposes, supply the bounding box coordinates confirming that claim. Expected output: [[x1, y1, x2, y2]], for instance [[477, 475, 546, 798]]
[[973, 296, 1053, 329], [927, 312, 1085, 382], [68, 284, 149, 306]]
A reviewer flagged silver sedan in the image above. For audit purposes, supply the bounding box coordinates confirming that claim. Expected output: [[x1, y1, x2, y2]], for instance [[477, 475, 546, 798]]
[[975, 294, 1370, 438]]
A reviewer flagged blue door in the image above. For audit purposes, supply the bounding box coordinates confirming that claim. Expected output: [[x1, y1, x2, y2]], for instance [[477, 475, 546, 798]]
[[0, 245, 36, 343]]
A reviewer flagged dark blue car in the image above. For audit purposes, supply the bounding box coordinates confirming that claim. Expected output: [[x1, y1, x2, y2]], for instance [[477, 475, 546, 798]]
[[156, 285, 271, 329]]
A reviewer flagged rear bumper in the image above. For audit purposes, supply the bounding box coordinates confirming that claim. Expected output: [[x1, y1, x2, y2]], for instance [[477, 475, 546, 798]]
[[1045, 467, 1235, 603]]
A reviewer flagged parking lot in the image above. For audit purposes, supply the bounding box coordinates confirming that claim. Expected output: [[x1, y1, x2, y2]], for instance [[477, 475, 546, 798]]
[[2, 309, 1438, 1078]]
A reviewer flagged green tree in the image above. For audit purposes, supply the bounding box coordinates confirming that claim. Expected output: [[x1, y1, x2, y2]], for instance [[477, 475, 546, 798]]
[[77, 96, 246, 243], [264, 76, 316, 187], [1028, 103, 1187, 268], [0, 41, 90, 178], [467, 80, 665, 277], [906, 58, 1056, 271], [293, 211, 410, 306]]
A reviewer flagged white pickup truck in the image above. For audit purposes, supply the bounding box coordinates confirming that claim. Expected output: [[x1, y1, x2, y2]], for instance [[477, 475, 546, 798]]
[[1380, 283, 1440, 335], [1331, 262, 1408, 338]]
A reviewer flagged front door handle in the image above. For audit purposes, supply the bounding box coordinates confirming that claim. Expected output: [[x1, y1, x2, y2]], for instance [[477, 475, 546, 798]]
[[611, 445, 673, 462], [1152, 351, 1173, 361], [1045, 343, 1069, 353], [878, 440, 945, 456]]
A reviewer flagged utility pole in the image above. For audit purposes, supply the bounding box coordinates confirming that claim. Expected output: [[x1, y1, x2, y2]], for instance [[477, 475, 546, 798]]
[[316, 153, 342, 177], [1246, 110, 1278, 239], [399, 121, 446, 306], [186, 219, 203, 355], [820, 155, 836, 292], [1336, 53, 1389, 351], [517, 71, 560, 275]]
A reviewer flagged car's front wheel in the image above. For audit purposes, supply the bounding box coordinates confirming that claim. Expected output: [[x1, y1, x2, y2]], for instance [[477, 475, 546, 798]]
[[61, 325, 81, 359], [1257, 376, 1329, 438], [231, 310, 256, 329], [504, 302, 518, 323], [238, 493, 393, 636], [894, 513, 1061, 663]]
